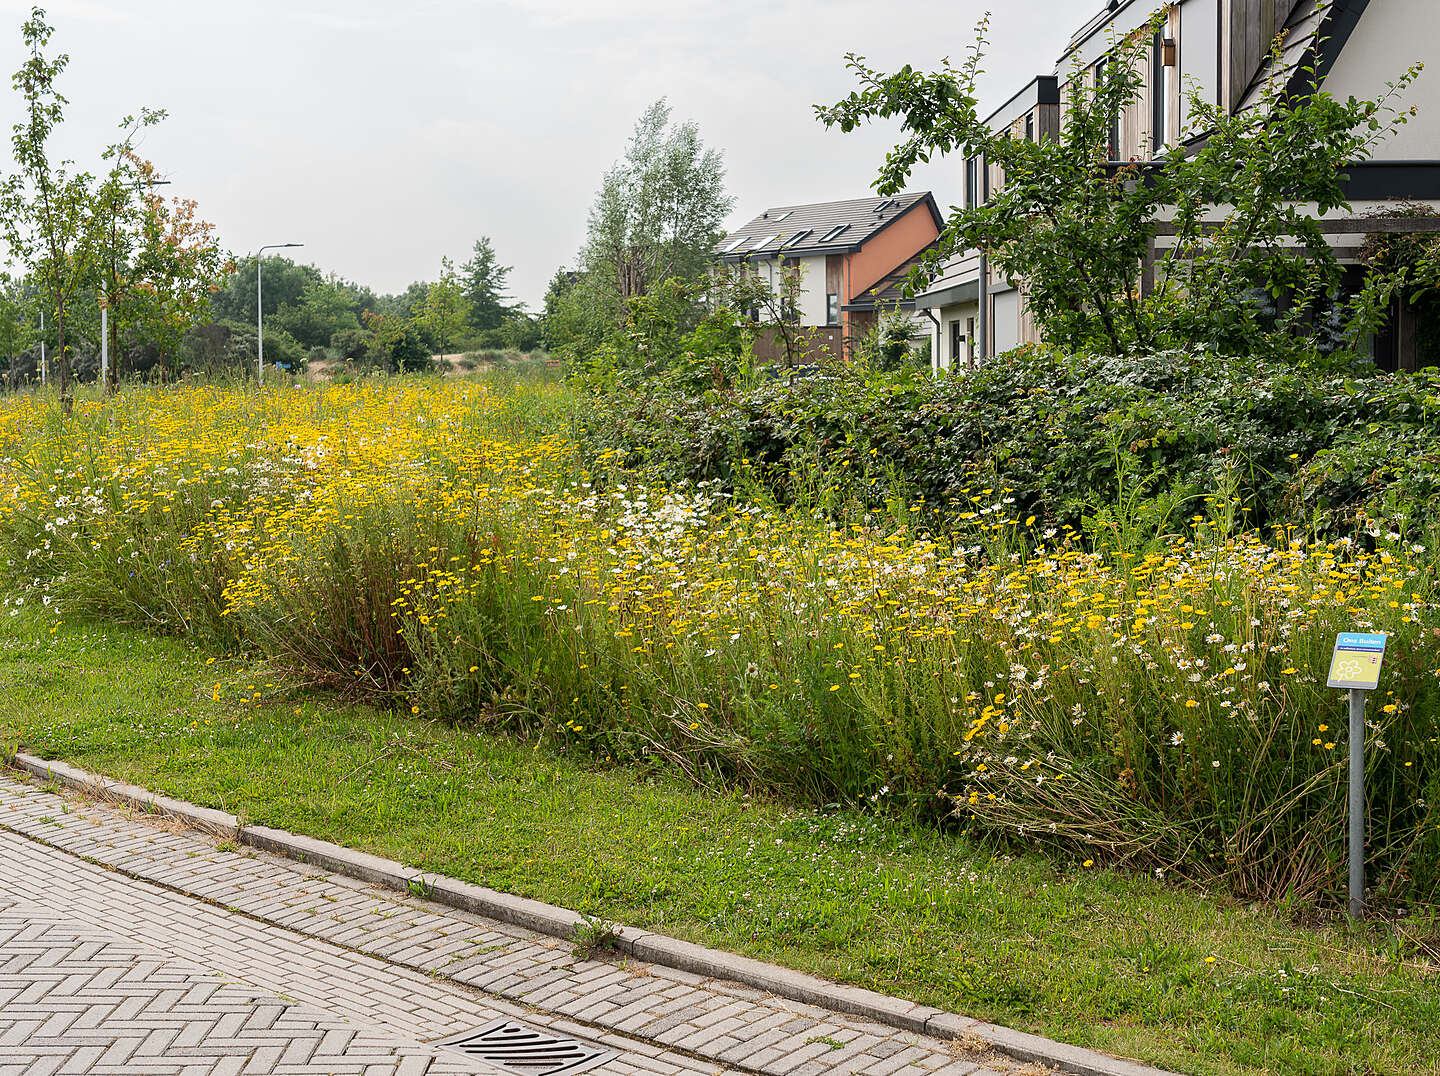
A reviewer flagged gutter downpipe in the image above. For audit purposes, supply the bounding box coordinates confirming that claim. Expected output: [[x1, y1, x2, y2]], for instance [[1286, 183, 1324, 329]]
[[918, 308, 941, 375]]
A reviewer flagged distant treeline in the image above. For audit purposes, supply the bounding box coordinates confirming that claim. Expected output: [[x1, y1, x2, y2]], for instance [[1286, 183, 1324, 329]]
[[0, 235, 542, 387]]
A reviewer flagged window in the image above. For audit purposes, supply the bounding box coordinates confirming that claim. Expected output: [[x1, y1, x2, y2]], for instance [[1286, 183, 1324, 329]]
[[949, 320, 963, 367], [1025, 113, 1034, 143], [966, 317, 976, 369], [819, 224, 850, 243], [780, 229, 813, 249], [873, 198, 895, 214], [1152, 32, 1170, 153], [750, 233, 780, 253], [826, 293, 839, 326], [721, 235, 749, 254], [965, 158, 979, 209]]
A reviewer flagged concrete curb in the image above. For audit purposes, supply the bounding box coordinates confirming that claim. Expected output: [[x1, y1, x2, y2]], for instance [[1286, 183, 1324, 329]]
[[9, 752, 241, 839], [6, 751, 1178, 1076]]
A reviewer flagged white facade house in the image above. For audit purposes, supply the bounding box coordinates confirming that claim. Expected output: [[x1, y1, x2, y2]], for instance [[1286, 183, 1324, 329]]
[[919, 0, 1440, 375], [715, 194, 943, 362]]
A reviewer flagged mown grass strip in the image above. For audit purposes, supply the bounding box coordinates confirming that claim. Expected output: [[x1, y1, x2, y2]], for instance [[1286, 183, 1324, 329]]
[[2, 609, 1437, 1076]]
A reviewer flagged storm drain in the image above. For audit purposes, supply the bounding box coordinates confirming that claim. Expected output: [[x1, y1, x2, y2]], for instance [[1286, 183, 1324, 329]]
[[437, 1018, 615, 1075]]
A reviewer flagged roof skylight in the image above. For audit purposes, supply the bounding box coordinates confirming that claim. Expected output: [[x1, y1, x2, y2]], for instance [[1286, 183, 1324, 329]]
[[819, 224, 851, 243]]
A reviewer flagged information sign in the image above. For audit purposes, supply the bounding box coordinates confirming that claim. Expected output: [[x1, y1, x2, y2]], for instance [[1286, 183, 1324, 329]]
[[1325, 632, 1387, 691]]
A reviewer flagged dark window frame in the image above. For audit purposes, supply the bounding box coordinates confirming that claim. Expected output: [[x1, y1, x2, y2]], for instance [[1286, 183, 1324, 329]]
[[1152, 31, 1165, 154]]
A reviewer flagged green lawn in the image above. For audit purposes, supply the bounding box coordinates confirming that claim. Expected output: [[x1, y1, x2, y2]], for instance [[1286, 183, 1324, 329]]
[[3, 608, 1436, 1076]]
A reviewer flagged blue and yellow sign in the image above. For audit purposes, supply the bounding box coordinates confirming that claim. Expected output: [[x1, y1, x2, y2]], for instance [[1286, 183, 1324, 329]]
[[1326, 632, 1388, 690]]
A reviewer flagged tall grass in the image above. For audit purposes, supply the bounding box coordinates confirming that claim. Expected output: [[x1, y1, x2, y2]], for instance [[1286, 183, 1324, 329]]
[[2, 375, 1437, 902]]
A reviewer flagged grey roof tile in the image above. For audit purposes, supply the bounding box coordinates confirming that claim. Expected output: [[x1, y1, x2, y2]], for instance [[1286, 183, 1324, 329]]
[[715, 193, 936, 259]]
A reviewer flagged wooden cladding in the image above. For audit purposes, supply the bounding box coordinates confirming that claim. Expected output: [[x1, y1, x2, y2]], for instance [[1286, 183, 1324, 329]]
[[1229, 0, 1304, 111]]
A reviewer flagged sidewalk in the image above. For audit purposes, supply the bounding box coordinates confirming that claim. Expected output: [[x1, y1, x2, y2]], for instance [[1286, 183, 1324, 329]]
[[0, 770, 1019, 1076]]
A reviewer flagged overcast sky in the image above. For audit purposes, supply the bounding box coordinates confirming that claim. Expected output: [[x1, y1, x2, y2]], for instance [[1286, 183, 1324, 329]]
[[0, 0, 1082, 309]]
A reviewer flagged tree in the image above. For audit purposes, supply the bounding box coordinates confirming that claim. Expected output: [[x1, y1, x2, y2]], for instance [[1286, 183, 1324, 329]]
[[2, 7, 98, 411], [417, 257, 470, 357], [362, 309, 429, 371], [210, 257, 319, 325], [709, 258, 816, 376], [461, 237, 515, 331], [578, 99, 732, 331], [817, 14, 1422, 362], [0, 272, 36, 387], [91, 110, 165, 392], [275, 276, 361, 350], [127, 158, 229, 373]]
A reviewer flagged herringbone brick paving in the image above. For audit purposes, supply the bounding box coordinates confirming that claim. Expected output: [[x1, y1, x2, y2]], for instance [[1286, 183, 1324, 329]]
[[0, 772, 1008, 1076], [0, 899, 487, 1075]]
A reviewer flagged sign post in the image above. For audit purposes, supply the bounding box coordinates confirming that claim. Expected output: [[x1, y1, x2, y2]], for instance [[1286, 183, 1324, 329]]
[[1325, 631, 1388, 920]]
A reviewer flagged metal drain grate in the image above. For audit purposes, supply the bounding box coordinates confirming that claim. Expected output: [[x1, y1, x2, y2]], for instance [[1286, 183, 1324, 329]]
[[437, 1018, 615, 1075]]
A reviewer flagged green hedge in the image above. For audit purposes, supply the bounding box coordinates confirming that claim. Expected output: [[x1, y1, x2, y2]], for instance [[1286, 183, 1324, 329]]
[[577, 349, 1440, 539]]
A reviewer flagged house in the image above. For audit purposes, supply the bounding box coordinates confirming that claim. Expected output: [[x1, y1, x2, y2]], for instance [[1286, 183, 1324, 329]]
[[714, 193, 943, 362], [920, 0, 1440, 374]]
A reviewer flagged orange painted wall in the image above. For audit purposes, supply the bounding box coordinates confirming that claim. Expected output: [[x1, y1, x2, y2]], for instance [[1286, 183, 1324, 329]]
[[845, 202, 939, 301], [839, 200, 940, 348]]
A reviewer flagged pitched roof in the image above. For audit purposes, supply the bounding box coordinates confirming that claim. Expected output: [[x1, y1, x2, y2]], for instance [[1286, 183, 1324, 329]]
[[714, 193, 940, 261]]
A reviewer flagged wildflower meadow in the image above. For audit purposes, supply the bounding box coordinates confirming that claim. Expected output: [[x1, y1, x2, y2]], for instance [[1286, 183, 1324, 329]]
[[3, 375, 1437, 903]]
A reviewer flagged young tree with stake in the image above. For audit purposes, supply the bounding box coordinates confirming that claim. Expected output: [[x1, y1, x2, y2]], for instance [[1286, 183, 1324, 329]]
[[2, 7, 96, 411]]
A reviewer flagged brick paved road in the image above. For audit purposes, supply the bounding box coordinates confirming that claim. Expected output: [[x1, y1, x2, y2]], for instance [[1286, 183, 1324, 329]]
[[0, 899, 486, 1075], [0, 773, 1011, 1076]]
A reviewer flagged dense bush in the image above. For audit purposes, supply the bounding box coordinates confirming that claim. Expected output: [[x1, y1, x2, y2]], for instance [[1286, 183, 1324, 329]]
[[576, 348, 1440, 539]]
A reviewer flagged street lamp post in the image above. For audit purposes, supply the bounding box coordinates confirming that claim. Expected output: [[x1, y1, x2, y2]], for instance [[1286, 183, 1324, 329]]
[[256, 242, 304, 380]]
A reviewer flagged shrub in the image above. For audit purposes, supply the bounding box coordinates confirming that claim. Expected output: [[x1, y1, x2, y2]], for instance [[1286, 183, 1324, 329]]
[[330, 327, 377, 363], [575, 348, 1440, 538]]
